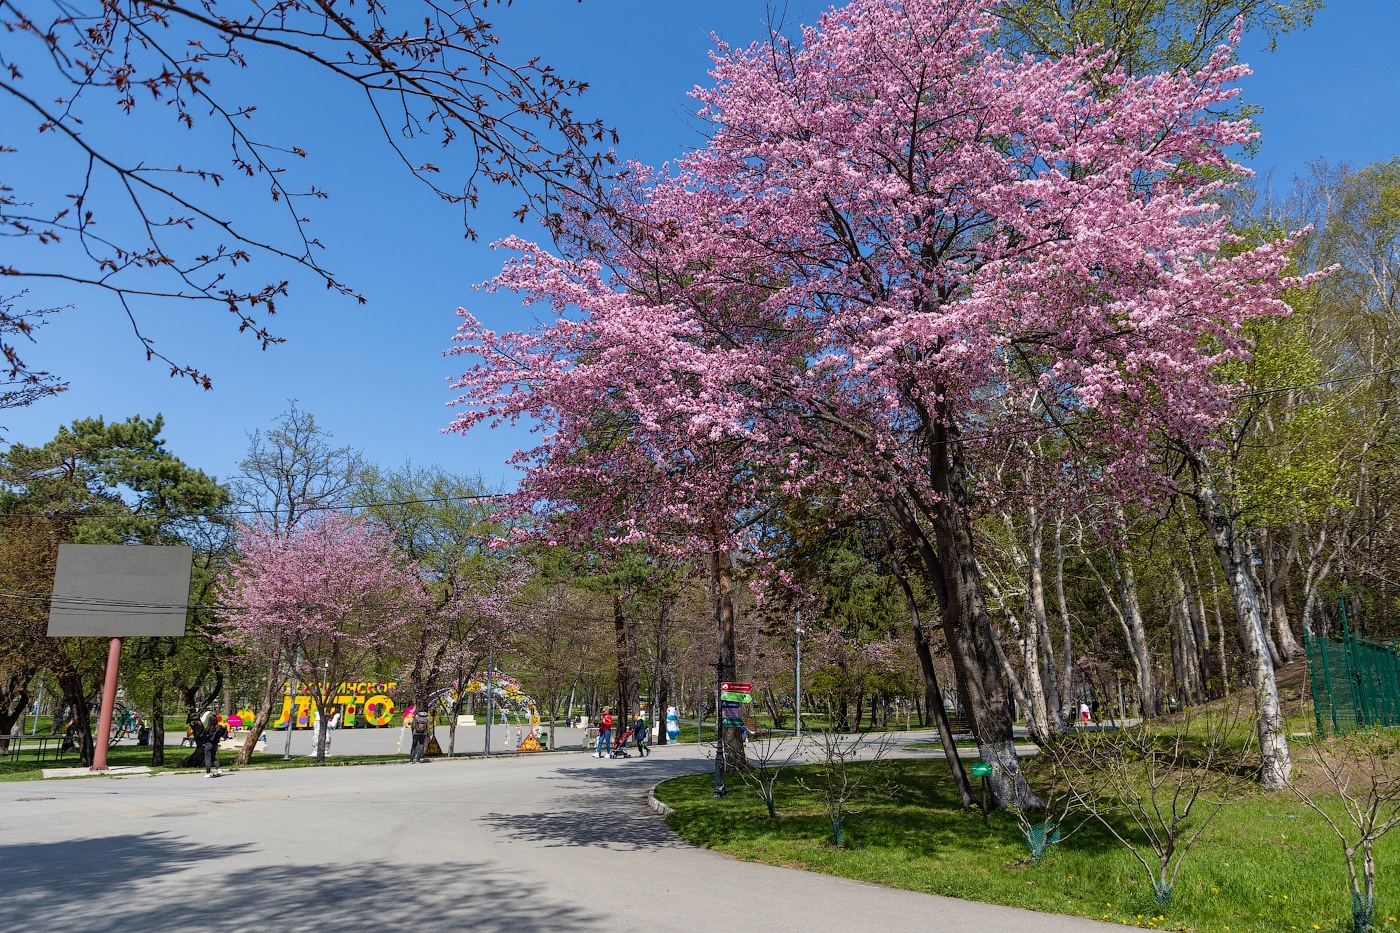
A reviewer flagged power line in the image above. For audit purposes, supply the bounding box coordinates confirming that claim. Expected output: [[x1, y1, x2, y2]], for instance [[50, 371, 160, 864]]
[[0, 365, 1393, 529], [0, 491, 507, 523], [1231, 366, 1400, 401], [0, 591, 229, 612], [1, 591, 427, 624]]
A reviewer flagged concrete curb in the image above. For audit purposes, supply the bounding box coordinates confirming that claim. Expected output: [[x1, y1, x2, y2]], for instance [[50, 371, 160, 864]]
[[40, 765, 150, 780], [647, 783, 676, 817], [32, 745, 600, 781]]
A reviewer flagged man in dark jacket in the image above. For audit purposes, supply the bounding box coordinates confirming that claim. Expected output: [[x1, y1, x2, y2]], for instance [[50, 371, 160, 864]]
[[203, 715, 229, 777], [408, 709, 432, 763]]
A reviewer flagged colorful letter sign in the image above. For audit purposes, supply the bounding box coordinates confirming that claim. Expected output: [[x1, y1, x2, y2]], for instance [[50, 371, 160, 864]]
[[272, 680, 397, 729]]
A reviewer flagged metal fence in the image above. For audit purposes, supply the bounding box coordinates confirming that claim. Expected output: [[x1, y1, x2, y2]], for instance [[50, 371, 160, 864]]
[[1306, 624, 1400, 735]]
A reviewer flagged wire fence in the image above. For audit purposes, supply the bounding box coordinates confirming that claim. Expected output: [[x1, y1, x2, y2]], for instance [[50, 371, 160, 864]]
[[1306, 623, 1400, 735]]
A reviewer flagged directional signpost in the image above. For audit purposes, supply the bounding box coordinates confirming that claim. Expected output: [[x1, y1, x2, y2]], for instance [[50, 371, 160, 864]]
[[720, 682, 751, 728], [714, 679, 753, 799]]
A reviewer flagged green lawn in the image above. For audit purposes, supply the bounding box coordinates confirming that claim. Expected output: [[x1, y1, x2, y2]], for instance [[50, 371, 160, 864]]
[[653, 759, 1399, 933]]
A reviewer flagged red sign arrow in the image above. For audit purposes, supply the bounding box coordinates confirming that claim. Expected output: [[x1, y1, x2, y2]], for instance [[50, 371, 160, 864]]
[[720, 682, 752, 692]]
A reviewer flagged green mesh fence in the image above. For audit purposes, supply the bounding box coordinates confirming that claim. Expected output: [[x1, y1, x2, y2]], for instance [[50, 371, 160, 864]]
[[1306, 624, 1400, 736]]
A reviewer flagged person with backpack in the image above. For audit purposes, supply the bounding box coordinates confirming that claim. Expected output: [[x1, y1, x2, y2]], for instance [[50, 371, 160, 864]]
[[631, 714, 649, 757], [594, 707, 613, 758], [408, 708, 432, 763], [203, 714, 229, 777]]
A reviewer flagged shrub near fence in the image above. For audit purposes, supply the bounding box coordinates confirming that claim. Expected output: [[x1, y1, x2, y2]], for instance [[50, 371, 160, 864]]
[[1307, 624, 1400, 735]]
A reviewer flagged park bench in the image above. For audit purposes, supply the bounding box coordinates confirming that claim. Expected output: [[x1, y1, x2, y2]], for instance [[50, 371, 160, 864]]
[[742, 716, 766, 737], [0, 735, 73, 763], [944, 716, 972, 737]]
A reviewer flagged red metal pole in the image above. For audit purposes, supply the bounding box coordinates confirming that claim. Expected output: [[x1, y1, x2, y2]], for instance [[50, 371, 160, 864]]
[[91, 636, 124, 771]]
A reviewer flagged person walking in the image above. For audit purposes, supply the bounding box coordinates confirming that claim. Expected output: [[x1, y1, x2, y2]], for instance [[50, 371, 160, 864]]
[[203, 714, 229, 777], [594, 707, 613, 758], [1079, 700, 1091, 727], [631, 714, 649, 757], [408, 708, 432, 763]]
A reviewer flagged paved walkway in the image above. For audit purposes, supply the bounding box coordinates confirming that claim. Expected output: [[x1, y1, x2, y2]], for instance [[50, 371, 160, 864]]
[[1, 743, 1110, 932]]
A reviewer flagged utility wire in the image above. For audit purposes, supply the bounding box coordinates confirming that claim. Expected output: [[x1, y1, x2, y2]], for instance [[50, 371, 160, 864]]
[[0, 491, 506, 523], [0, 366, 1394, 525], [1, 591, 234, 613]]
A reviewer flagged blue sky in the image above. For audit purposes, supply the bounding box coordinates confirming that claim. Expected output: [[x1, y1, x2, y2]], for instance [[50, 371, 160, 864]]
[[5, 1, 1398, 490]]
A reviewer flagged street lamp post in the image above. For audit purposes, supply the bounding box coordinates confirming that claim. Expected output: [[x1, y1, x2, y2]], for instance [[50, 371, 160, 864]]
[[29, 680, 43, 736], [283, 645, 301, 761], [485, 643, 494, 756], [795, 619, 804, 743]]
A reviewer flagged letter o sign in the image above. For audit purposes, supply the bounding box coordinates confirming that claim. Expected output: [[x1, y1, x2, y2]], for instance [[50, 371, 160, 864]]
[[364, 696, 395, 727]]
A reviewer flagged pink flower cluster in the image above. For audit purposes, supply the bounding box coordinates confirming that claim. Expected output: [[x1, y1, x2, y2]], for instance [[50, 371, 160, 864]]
[[446, 0, 1318, 550], [219, 512, 421, 659]]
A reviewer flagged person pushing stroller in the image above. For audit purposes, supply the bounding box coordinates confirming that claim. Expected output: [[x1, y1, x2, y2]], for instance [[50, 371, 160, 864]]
[[630, 713, 649, 757]]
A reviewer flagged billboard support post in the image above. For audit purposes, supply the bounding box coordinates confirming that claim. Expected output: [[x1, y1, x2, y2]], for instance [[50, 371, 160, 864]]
[[91, 636, 124, 771]]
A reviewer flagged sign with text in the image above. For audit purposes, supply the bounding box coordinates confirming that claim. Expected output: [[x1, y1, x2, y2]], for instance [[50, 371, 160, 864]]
[[720, 682, 752, 728], [273, 680, 398, 729]]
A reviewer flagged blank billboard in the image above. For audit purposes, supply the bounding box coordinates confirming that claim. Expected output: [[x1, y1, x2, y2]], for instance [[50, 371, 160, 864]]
[[48, 544, 194, 637]]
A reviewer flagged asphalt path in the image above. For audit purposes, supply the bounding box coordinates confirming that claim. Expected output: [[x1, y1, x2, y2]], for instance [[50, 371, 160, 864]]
[[1, 742, 1111, 932]]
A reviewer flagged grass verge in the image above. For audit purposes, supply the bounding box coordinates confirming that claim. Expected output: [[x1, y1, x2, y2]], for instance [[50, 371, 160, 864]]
[[654, 759, 1398, 933]]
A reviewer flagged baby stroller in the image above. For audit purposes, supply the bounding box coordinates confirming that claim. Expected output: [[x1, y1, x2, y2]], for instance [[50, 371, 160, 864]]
[[608, 730, 632, 759]]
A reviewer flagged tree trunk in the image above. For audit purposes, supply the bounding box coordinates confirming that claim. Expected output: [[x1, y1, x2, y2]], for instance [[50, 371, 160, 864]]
[[221, 662, 234, 717], [0, 683, 30, 752], [1170, 566, 1204, 706], [1022, 505, 1056, 739], [1188, 453, 1291, 790], [1244, 545, 1285, 668], [58, 670, 95, 768], [890, 477, 1038, 809], [1055, 518, 1075, 716], [150, 682, 166, 767], [709, 540, 744, 769], [236, 651, 285, 765], [1299, 525, 1337, 638], [1262, 528, 1303, 662], [448, 688, 460, 757], [1186, 552, 1215, 698], [627, 605, 641, 722], [614, 594, 630, 722], [1037, 587, 1061, 728], [655, 600, 671, 745], [1086, 541, 1155, 721], [1121, 556, 1155, 718], [909, 620, 965, 784], [1030, 509, 1062, 727]]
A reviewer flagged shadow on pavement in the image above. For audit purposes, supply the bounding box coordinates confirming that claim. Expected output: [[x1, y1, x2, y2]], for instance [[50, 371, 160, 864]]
[[481, 798, 682, 851], [1, 838, 599, 933], [544, 756, 710, 792], [479, 757, 705, 851]]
